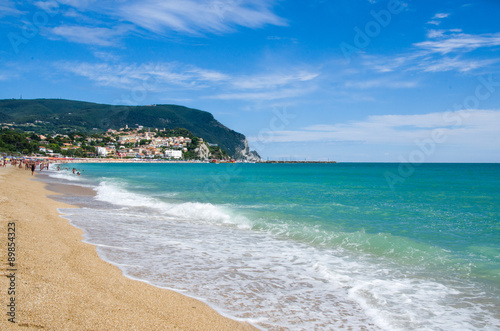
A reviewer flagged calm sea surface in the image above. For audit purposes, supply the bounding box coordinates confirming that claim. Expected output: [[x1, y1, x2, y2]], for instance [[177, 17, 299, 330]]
[[46, 163, 500, 330]]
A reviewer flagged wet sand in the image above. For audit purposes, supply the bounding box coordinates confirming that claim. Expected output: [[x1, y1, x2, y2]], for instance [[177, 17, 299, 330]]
[[0, 166, 256, 330]]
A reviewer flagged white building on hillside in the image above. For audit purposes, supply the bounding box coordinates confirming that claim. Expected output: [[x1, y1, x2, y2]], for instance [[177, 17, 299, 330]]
[[96, 146, 108, 157], [164, 149, 183, 159]]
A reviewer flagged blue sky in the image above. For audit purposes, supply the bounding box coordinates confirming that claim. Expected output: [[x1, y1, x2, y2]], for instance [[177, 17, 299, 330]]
[[1, 0, 499, 162]]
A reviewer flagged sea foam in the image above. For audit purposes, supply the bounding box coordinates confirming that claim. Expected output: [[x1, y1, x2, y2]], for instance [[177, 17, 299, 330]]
[[95, 180, 253, 229], [59, 201, 498, 330]]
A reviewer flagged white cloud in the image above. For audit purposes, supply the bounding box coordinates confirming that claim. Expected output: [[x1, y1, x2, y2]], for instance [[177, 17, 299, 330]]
[[0, 62, 21, 81], [361, 30, 500, 74], [361, 53, 420, 73], [186, 68, 230, 82], [344, 78, 418, 89], [57, 61, 227, 89], [56, 58, 319, 103], [432, 13, 450, 19], [418, 57, 498, 73], [208, 70, 319, 100], [426, 13, 450, 26], [62, 7, 99, 22], [232, 71, 319, 89], [0, 0, 24, 17], [366, 53, 498, 74], [93, 51, 122, 62], [425, 29, 462, 39], [414, 32, 500, 54], [27, 0, 286, 47], [249, 110, 500, 147], [46, 25, 131, 46], [33, 1, 59, 13], [267, 36, 298, 43], [208, 87, 316, 101], [56, 0, 96, 10], [117, 0, 286, 35]]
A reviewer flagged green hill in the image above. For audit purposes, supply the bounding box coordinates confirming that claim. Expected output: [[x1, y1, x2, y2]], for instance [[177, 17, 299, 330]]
[[0, 99, 260, 160]]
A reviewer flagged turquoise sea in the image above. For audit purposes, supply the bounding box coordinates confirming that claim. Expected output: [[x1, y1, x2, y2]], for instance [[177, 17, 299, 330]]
[[46, 163, 499, 330]]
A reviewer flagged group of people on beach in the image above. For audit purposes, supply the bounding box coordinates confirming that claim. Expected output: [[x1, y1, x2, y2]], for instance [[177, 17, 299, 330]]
[[2, 158, 84, 176], [2, 158, 51, 175]]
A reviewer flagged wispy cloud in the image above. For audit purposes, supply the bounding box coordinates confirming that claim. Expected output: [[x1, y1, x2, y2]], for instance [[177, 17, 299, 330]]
[[56, 61, 225, 89], [210, 70, 319, 100], [433, 13, 450, 19], [46, 25, 131, 46], [417, 57, 498, 73], [425, 29, 462, 39], [344, 78, 418, 89], [362, 30, 500, 74], [208, 87, 316, 101], [0, 0, 24, 18], [415, 31, 500, 54], [93, 51, 122, 62], [0, 62, 22, 81], [56, 57, 320, 102], [186, 68, 230, 82], [427, 12, 450, 25], [33, 1, 59, 13], [117, 0, 286, 35], [54, 0, 96, 10], [24, 0, 286, 47], [248, 110, 500, 146], [232, 71, 319, 89], [267, 36, 299, 44]]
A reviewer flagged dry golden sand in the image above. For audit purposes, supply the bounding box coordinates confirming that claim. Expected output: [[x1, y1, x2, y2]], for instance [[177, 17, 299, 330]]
[[0, 166, 256, 330]]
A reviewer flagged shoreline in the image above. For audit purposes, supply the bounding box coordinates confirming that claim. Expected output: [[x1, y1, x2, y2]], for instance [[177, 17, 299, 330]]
[[3, 157, 337, 164], [0, 165, 256, 330]]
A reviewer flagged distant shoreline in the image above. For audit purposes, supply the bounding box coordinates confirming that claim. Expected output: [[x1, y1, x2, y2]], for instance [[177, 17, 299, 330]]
[[1, 157, 338, 164], [258, 160, 337, 164], [52, 158, 338, 164]]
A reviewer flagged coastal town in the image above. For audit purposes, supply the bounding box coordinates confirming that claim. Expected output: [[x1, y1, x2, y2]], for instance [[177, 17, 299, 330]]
[[0, 124, 230, 161]]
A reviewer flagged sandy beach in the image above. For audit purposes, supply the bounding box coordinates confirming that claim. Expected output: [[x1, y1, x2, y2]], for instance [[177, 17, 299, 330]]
[[0, 165, 255, 330]]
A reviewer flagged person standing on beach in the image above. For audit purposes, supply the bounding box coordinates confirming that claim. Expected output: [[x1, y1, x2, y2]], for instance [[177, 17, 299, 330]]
[[31, 163, 35, 176]]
